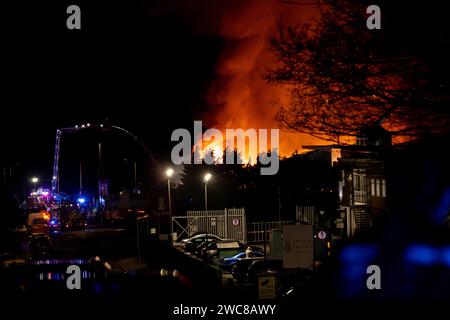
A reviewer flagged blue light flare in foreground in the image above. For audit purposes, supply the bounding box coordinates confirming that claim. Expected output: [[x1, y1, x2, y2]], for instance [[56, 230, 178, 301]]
[[405, 244, 450, 267]]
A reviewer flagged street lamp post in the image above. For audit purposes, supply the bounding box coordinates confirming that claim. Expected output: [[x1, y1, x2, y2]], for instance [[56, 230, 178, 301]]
[[204, 173, 211, 210], [31, 177, 39, 192], [203, 173, 212, 243], [166, 168, 174, 243]]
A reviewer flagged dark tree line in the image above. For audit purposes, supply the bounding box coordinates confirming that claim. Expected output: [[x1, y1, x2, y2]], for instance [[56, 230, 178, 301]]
[[266, 0, 450, 142]]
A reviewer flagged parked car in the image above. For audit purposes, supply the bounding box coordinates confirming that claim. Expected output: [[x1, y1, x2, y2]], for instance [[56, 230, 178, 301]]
[[231, 257, 265, 282], [219, 251, 265, 270], [181, 233, 224, 254], [181, 231, 206, 239], [246, 259, 284, 283], [202, 240, 263, 264], [193, 239, 221, 258]]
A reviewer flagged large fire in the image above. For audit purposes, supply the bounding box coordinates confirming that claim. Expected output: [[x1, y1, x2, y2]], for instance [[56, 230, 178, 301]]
[[204, 0, 326, 161], [151, 0, 329, 162], [153, 1, 411, 164]]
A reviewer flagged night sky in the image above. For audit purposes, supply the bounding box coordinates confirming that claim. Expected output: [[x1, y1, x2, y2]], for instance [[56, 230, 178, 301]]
[[2, 0, 225, 193]]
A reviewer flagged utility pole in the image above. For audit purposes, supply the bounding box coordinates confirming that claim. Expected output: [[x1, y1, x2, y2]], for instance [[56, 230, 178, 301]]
[[203, 173, 212, 243], [168, 178, 172, 241], [204, 182, 208, 211], [166, 168, 174, 244], [205, 181, 208, 242]]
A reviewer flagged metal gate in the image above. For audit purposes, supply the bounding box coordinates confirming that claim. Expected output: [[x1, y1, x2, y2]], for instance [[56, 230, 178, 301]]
[[246, 221, 294, 243], [172, 208, 246, 242], [296, 205, 315, 224]]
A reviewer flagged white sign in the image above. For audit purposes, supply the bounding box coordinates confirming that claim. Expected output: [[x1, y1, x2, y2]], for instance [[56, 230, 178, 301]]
[[258, 276, 276, 299], [232, 218, 240, 226], [211, 218, 216, 226], [282, 224, 313, 269], [318, 230, 327, 240]]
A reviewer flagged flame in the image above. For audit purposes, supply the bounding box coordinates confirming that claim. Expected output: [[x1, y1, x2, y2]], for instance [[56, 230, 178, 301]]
[[204, 0, 326, 162], [203, 141, 224, 164], [149, 1, 329, 163]]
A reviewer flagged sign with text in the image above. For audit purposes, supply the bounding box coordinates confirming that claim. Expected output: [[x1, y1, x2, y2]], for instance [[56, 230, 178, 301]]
[[258, 276, 276, 299], [282, 224, 314, 269]]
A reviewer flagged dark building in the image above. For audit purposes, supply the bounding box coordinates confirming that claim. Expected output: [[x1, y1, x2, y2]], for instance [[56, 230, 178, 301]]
[[304, 125, 391, 238]]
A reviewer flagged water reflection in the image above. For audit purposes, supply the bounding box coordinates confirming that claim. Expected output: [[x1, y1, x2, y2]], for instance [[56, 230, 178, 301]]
[[37, 270, 100, 281]]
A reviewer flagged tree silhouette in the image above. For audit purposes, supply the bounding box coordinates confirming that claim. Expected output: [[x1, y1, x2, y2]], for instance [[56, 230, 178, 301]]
[[266, 0, 450, 142]]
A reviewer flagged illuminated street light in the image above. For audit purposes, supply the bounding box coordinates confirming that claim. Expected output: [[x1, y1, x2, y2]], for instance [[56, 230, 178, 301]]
[[166, 168, 174, 243], [166, 168, 174, 178], [203, 173, 212, 210], [203, 173, 212, 242], [30, 177, 39, 193]]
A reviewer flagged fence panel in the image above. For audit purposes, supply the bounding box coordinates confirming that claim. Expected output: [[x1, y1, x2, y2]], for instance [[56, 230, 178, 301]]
[[296, 205, 315, 224], [173, 208, 246, 242], [246, 220, 293, 243]]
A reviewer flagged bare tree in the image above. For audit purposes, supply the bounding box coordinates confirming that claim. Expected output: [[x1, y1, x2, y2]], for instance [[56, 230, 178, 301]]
[[266, 0, 450, 142]]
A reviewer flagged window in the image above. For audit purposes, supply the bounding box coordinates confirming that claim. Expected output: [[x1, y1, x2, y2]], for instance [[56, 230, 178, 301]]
[[357, 137, 367, 146], [353, 169, 367, 204], [353, 169, 366, 190], [375, 179, 381, 197], [371, 178, 386, 198]]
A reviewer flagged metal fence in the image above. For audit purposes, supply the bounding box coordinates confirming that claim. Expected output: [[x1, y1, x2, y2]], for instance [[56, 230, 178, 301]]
[[246, 221, 294, 243], [172, 206, 319, 244], [296, 205, 315, 224], [172, 208, 246, 242]]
